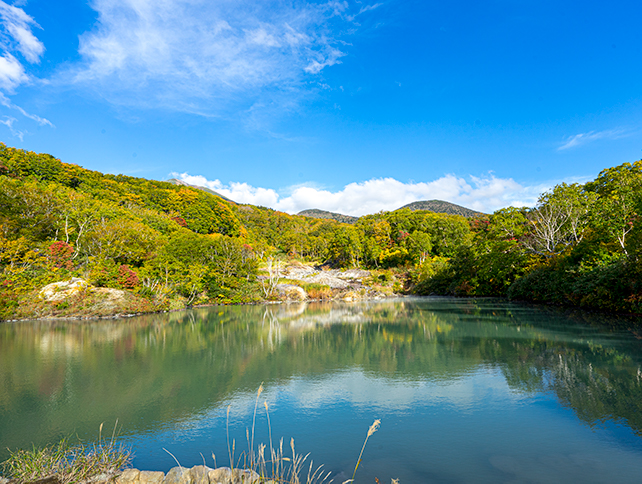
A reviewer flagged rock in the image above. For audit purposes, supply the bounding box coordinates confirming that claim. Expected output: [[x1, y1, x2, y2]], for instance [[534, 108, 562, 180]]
[[39, 277, 89, 302], [276, 284, 307, 301], [139, 471, 164, 484], [302, 273, 349, 289], [25, 477, 59, 484], [335, 269, 370, 280], [208, 467, 233, 483], [115, 469, 140, 483], [230, 469, 260, 484], [52, 466, 273, 484], [187, 466, 211, 484], [84, 472, 116, 483], [283, 264, 317, 279], [162, 467, 189, 484]]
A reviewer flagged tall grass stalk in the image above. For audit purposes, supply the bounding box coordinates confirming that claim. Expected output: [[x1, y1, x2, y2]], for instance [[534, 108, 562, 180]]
[[224, 387, 342, 484], [347, 419, 381, 483]]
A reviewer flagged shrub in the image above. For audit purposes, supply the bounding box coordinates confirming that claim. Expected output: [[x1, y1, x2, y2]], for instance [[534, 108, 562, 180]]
[[301, 283, 332, 299], [118, 265, 140, 289], [49, 241, 74, 270]]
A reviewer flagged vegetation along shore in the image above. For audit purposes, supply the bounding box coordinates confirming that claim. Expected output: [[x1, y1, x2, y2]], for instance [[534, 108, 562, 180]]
[[2, 142, 642, 320]]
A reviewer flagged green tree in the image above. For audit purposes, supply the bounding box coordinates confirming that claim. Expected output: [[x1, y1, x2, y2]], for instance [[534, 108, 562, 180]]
[[524, 183, 596, 257], [328, 225, 363, 267], [585, 161, 642, 255]]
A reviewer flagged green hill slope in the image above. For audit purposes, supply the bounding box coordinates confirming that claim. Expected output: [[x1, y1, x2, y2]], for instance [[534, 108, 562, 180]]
[[166, 178, 236, 203], [297, 209, 358, 224], [399, 200, 483, 217]]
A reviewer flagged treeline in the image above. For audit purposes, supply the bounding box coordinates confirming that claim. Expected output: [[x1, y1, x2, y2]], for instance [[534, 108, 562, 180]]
[[412, 163, 642, 313], [1, 142, 641, 318]]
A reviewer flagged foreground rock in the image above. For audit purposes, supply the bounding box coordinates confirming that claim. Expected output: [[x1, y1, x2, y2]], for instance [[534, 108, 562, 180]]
[[0, 465, 273, 484]]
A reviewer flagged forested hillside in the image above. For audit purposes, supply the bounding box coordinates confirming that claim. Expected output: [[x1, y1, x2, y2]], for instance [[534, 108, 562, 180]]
[[400, 200, 483, 217], [1, 142, 641, 319], [297, 209, 359, 224]]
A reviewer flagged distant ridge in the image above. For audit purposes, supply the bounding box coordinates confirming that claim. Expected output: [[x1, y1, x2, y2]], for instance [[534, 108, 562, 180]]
[[166, 178, 235, 203], [399, 200, 483, 217], [298, 200, 483, 223], [298, 209, 358, 224]]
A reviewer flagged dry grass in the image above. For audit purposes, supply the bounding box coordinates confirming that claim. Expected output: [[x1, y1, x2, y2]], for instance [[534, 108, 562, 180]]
[[226, 385, 386, 484], [301, 283, 333, 300], [2, 423, 131, 483]]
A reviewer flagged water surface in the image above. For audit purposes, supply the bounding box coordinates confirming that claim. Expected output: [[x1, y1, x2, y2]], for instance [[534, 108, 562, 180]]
[[2, 298, 642, 483]]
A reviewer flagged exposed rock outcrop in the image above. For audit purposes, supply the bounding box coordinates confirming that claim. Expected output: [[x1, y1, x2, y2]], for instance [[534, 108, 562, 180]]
[[39, 278, 90, 302]]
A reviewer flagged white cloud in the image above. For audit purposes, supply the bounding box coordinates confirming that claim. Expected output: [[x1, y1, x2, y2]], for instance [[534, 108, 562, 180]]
[[0, 91, 52, 126], [172, 171, 548, 215], [558, 128, 628, 151], [66, 0, 378, 114], [0, 51, 26, 90], [0, 0, 44, 65], [0, 1, 51, 139]]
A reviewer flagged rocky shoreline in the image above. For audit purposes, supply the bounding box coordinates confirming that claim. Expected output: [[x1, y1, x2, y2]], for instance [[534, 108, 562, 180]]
[[0, 465, 278, 484], [2, 263, 401, 323]]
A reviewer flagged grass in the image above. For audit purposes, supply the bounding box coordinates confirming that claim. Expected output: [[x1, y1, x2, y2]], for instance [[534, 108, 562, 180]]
[[222, 384, 385, 484], [1, 423, 131, 484]]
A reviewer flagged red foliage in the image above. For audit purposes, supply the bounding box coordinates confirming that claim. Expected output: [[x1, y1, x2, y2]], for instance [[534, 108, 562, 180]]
[[118, 264, 140, 289], [49, 241, 74, 270], [172, 216, 188, 227]]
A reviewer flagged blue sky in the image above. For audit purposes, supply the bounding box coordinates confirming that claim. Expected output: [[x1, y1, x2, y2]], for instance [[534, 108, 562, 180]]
[[1, 0, 641, 215]]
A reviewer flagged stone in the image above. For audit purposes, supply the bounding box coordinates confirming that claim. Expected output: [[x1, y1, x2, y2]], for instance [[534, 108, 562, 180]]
[[276, 284, 307, 301], [187, 466, 211, 484], [39, 277, 89, 302], [26, 477, 59, 484], [302, 273, 349, 289], [208, 467, 233, 484], [83, 472, 115, 483], [336, 269, 370, 280], [230, 469, 260, 484], [116, 469, 140, 483], [162, 467, 189, 484], [138, 471, 164, 484]]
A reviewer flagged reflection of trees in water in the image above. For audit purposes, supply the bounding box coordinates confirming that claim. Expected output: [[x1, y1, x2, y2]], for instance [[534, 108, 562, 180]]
[[1, 299, 642, 457]]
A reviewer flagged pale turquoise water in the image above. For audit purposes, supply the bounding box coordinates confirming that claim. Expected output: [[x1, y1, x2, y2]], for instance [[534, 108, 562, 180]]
[[2, 298, 642, 483]]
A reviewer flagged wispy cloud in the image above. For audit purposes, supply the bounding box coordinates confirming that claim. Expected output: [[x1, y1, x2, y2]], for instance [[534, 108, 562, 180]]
[[558, 128, 628, 151], [0, 0, 44, 93], [0, 1, 51, 139], [172, 172, 549, 215], [0, 92, 52, 126], [0, 1, 44, 65], [0, 116, 21, 140], [64, 0, 379, 115]]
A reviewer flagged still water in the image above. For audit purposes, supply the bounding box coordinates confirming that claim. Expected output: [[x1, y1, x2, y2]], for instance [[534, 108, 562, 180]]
[[2, 298, 642, 483]]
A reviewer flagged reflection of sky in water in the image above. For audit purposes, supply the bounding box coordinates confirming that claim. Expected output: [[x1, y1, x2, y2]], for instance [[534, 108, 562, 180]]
[[128, 367, 642, 483], [4, 299, 642, 483]]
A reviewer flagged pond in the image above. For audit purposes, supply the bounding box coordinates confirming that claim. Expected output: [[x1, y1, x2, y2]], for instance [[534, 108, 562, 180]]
[[2, 297, 642, 483]]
